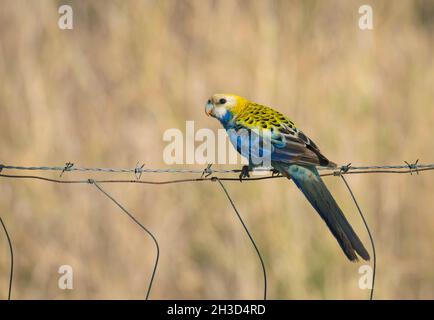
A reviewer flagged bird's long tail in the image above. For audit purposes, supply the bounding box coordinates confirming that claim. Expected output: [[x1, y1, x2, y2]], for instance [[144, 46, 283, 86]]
[[277, 163, 370, 262]]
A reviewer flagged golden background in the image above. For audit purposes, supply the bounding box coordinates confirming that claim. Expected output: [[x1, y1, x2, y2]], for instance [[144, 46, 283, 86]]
[[0, 0, 433, 299]]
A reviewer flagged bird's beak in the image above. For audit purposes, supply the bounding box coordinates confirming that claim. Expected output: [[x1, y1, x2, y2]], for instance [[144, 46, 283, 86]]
[[205, 101, 214, 117]]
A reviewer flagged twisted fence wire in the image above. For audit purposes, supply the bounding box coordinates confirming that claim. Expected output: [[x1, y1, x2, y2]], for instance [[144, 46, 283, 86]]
[[1, 161, 433, 175], [0, 160, 432, 300]]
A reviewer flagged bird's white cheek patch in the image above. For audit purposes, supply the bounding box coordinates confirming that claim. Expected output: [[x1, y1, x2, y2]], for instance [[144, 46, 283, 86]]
[[213, 107, 227, 119]]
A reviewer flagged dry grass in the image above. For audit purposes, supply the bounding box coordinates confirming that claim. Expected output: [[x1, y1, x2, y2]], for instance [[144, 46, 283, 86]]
[[0, 0, 433, 299]]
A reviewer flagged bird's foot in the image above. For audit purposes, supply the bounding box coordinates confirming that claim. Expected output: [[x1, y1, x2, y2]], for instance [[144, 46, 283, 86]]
[[239, 165, 251, 182], [271, 168, 280, 177]]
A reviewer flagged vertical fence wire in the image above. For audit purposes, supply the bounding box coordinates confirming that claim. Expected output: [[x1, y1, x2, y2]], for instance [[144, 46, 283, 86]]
[[340, 175, 376, 300], [0, 216, 13, 300], [214, 178, 267, 300], [89, 179, 159, 300]]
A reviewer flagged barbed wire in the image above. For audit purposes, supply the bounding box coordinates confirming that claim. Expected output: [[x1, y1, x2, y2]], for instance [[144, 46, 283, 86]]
[[1, 160, 433, 176], [0, 160, 432, 300]]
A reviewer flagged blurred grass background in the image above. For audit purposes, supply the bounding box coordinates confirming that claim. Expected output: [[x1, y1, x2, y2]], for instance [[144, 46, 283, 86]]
[[0, 0, 433, 299]]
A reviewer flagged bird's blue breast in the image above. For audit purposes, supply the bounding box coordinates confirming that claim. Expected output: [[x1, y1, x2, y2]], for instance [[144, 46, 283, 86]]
[[218, 111, 234, 129], [226, 126, 276, 167]]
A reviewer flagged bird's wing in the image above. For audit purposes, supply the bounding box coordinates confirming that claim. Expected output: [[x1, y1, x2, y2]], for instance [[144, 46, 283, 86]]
[[272, 124, 335, 167], [234, 103, 335, 168]]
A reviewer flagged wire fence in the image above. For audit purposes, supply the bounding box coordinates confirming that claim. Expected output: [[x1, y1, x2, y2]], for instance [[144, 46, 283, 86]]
[[0, 160, 432, 300], [1, 160, 433, 176]]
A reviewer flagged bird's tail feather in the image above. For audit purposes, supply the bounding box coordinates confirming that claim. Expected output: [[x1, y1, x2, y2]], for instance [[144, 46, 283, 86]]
[[281, 164, 370, 262]]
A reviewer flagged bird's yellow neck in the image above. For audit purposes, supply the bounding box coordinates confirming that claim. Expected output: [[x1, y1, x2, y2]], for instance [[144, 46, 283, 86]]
[[230, 95, 250, 115]]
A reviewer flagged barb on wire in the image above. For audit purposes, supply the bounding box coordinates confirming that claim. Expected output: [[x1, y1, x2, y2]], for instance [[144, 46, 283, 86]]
[[60, 162, 74, 177], [88, 179, 159, 300], [339, 175, 376, 300], [404, 159, 419, 175], [213, 177, 267, 300], [0, 215, 13, 300], [201, 163, 214, 178], [334, 162, 352, 176], [134, 162, 146, 180]]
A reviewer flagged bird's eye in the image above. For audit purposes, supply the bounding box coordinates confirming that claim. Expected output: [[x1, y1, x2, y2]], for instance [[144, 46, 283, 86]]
[[219, 98, 227, 104], [207, 99, 211, 104]]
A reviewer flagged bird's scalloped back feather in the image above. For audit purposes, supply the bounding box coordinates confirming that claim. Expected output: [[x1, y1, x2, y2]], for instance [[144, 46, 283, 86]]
[[235, 102, 297, 130]]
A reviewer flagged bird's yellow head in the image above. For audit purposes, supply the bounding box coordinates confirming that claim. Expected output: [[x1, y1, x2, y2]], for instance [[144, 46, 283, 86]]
[[205, 94, 248, 121]]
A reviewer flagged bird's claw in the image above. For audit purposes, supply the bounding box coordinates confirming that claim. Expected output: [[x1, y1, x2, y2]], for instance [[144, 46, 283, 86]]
[[271, 168, 280, 177], [239, 165, 250, 182]]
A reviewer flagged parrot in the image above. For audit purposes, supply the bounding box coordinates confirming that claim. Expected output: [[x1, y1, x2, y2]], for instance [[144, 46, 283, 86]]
[[205, 93, 370, 262]]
